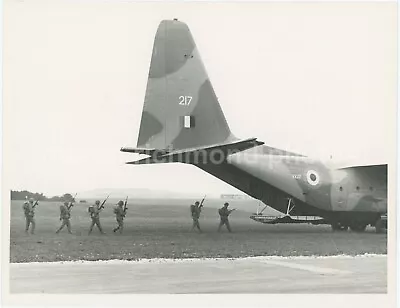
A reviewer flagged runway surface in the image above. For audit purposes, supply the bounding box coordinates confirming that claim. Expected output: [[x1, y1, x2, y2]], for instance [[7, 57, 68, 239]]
[[10, 254, 386, 293]]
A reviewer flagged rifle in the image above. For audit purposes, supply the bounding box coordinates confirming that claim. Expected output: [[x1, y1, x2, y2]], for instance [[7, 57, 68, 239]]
[[99, 195, 109, 210], [199, 195, 206, 208], [32, 199, 39, 208], [123, 196, 128, 213], [228, 208, 237, 215], [68, 193, 77, 210]]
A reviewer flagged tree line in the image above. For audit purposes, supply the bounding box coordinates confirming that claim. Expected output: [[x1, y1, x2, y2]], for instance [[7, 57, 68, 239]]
[[11, 190, 75, 202]]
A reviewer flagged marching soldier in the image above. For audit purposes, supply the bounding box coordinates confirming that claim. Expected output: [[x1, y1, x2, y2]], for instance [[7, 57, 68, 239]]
[[113, 200, 126, 234], [88, 200, 106, 235], [22, 198, 36, 234], [190, 201, 203, 233], [56, 201, 72, 234], [218, 202, 235, 233]]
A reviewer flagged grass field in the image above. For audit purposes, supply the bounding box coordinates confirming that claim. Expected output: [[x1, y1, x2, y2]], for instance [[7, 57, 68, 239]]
[[9, 200, 387, 263]]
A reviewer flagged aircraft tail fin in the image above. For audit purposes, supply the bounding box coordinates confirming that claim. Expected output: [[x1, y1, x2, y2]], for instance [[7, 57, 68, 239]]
[[136, 19, 236, 151]]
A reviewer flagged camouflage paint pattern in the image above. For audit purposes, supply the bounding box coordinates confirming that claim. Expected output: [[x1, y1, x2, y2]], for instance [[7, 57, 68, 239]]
[[137, 20, 236, 150], [129, 19, 387, 228], [226, 152, 387, 214]]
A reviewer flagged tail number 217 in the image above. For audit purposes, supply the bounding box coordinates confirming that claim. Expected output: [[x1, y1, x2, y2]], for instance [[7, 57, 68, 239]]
[[179, 96, 193, 106]]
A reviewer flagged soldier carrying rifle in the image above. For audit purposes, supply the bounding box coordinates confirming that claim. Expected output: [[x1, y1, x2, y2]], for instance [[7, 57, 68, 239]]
[[218, 202, 236, 233], [22, 197, 38, 234], [56, 193, 76, 234], [190, 195, 206, 233], [88, 195, 108, 235], [113, 197, 128, 234]]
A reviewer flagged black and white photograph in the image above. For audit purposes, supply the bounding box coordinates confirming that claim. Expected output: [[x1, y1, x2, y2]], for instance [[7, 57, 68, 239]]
[[1, 1, 397, 307]]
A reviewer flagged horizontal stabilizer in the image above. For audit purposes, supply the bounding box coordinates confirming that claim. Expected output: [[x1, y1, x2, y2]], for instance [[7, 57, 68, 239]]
[[126, 157, 172, 165], [166, 137, 263, 156], [120, 147, 170, 156], [124, 137, 264, 165]]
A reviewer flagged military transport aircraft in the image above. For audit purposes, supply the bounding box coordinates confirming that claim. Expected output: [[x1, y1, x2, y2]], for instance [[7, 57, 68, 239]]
[[121, 19, 388, 233]]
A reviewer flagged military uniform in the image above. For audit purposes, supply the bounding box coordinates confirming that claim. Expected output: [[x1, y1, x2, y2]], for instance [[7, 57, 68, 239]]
[[190, 201, 202, 232], [88, 201, 105, 234], [218, 203, 233, 232], [22, 199, 36, 234], [113, 200, 126, 234], [56, 202, 72, 234]]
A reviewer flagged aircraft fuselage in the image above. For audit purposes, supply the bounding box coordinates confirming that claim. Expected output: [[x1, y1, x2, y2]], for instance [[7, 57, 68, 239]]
[[195, 146, 387, 228]]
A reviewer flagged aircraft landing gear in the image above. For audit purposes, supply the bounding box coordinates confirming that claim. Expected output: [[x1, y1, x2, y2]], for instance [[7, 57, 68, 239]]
[[375, 217, 387, 234], [349, 223, 367, 232], [285, 198, 295, 216], [331, 222, 348, 231]]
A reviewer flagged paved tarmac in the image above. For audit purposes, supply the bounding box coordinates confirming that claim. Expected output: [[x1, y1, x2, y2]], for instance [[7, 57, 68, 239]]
[[9, 255, 386, 293]]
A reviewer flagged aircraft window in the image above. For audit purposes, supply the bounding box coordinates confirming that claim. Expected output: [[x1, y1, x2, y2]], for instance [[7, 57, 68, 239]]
[[310, 174, 317, 181], [339, 186, 343, 191]]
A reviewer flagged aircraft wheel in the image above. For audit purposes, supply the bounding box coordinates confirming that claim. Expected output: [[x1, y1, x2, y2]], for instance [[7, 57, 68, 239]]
[[375, 218, 387, 234], [349, 223, 367, 232], [331, 223, 348, 231]]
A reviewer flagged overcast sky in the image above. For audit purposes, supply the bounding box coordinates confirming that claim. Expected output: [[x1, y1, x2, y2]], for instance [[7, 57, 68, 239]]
[[3, 1, 397, 197]]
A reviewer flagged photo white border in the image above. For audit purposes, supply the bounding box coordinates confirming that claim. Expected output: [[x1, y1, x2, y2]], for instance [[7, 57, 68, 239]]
[[1, 0, 397, 307]]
